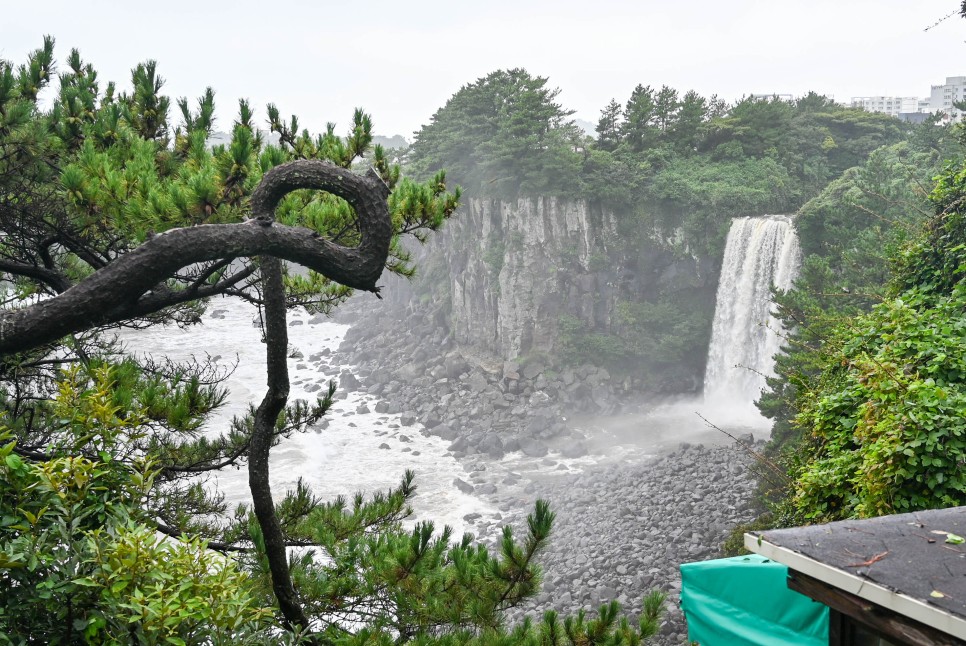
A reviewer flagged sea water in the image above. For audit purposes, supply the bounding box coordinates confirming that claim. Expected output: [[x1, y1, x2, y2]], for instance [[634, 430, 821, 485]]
[[116, 296, 494, 536]]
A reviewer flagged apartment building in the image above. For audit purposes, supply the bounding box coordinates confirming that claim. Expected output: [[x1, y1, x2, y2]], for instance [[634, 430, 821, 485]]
[[849, 96, 922, 117], [928, 76, 966, 120]]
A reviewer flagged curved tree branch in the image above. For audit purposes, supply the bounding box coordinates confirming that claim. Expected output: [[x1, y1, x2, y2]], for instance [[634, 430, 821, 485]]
[[0, 260, 72, 293], [0, 161, 391, 355]]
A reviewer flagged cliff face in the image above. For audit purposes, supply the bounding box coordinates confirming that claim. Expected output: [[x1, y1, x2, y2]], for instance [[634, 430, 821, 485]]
[[403, 196, 717, 379], [448, 197, 616, 360]]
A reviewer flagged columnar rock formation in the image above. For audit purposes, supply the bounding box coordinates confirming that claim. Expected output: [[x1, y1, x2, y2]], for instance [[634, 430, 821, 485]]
[[381, 196, 716, 394]]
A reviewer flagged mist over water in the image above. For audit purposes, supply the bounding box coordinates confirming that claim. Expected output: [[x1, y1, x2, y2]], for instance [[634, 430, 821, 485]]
[[589, 215, 800, 448]]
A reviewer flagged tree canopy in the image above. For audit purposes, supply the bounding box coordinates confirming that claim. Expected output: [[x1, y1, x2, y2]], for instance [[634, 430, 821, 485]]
[[408, 69, 584, 197]]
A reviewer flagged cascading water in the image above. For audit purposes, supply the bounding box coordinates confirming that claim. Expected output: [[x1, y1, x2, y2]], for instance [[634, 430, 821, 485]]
[[702, 214, 800, 423]]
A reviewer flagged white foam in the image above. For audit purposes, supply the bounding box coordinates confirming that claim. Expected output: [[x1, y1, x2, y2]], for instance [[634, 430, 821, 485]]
[[116, 296, 494, 536]]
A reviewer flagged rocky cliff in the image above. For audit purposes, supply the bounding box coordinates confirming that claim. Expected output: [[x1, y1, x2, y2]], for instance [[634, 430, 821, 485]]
[[387, 196, 718, 391], [448, 197, 619, 360]]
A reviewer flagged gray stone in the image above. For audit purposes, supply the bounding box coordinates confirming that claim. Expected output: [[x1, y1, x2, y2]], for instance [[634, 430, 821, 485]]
[[519, 437, 548, 458], [466, 372, 488, 392], [448, 437, 469, 452], [339, 370, 361, 389], [453, 478, 474, 494]]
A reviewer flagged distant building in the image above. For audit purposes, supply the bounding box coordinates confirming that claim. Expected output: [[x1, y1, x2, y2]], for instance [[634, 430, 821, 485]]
[[898, 112, 931, 125], [750, 93, 794, 102], [849, 76, 966, 123], [928, 76, 966, 121], [850, 96, 922, 118]]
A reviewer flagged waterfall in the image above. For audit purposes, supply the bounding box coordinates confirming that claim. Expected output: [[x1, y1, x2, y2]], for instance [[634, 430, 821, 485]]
[[703, 215, 800, 414]]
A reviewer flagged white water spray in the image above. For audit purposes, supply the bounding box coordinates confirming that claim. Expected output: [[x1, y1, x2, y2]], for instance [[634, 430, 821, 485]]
[[702, 215, 800, 423]]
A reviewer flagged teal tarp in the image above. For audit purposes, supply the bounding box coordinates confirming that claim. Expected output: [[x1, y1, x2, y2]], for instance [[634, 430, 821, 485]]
[[680, 554, 829, 646]]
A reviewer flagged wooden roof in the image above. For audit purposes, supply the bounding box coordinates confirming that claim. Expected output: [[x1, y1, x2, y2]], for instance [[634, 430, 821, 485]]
[[746, 507, 966, 642]]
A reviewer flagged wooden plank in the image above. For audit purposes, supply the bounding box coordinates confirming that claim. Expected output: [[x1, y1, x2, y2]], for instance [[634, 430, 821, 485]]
[[828, 608, 847, 646], [789, 570, 966, 646]]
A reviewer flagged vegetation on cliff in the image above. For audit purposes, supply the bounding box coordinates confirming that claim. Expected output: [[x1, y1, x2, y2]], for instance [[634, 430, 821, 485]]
[[760, 125, 959, 450], [406, 68, 914, 385], [768, 150, 966, 523]]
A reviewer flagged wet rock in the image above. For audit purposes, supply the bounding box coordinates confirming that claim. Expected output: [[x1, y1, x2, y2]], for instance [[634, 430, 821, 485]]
[[339, 370, 361, 390], [453, 478, 474, 494], [560, 441, 588, 459], [519, 437, 548, 458]]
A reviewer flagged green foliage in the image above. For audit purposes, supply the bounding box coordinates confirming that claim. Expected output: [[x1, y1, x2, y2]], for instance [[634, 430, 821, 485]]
[[649, 156, 797, 256], [595, 99, 623, 152], [557, 290, 711, 385], [285, 485, 555, 639], [409, 69, 583, 198], [621, 84, 659, 153], [788, 287, 966, 522], [760, 134, 956, 452], [775, 147, 966, 525], [0, 373, 274, 644]]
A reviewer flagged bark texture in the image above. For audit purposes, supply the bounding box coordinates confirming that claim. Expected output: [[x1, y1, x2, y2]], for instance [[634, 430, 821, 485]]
[[0, 160, 391, 355], [249, 255, 308, 630]]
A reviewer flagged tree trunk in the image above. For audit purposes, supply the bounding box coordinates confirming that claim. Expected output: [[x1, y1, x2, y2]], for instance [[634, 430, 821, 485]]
[[248, 255, 310, 630]]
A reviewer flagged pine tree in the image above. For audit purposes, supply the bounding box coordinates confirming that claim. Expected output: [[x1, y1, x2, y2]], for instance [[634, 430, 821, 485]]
[[408, 68, 581, 197], [668, 90, 707, 152], [595, 99, 623, 152], [621, 84, 658, 152], [653, 85, 679, 134], [0, 40, 664, 644]]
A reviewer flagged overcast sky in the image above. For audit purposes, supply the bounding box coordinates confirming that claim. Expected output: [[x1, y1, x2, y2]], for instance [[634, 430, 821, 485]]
[[3, 1, 964, 139]]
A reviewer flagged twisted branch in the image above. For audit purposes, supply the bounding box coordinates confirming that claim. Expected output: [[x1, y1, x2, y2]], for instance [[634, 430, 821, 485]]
[[0, 160, 391, 355]]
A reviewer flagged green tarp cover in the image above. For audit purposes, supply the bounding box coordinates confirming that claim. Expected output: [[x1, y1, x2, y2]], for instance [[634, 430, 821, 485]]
[[680, 554, 828, 646]]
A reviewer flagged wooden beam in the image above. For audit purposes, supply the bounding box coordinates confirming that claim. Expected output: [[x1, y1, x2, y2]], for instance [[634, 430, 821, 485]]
[[788, 570, 965, 646], [828, 609, 848, 646]]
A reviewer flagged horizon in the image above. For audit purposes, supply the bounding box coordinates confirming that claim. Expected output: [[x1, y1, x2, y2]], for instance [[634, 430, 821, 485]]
[[3, 1, 964, 138]]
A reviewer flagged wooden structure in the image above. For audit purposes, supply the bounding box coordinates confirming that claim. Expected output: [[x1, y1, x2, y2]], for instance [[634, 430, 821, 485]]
[[747, 507, 966, 645]]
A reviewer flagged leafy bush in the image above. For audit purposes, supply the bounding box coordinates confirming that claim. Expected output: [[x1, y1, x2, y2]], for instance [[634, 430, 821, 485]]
[[780, 152, 966, 524]]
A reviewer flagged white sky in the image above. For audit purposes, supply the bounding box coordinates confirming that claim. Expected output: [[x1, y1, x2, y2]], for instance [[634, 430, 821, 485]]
[[3, 1, 964, 139]]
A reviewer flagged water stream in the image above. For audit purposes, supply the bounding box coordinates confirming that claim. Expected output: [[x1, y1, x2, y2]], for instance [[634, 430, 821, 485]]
[[702, 214, 800, 423]]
